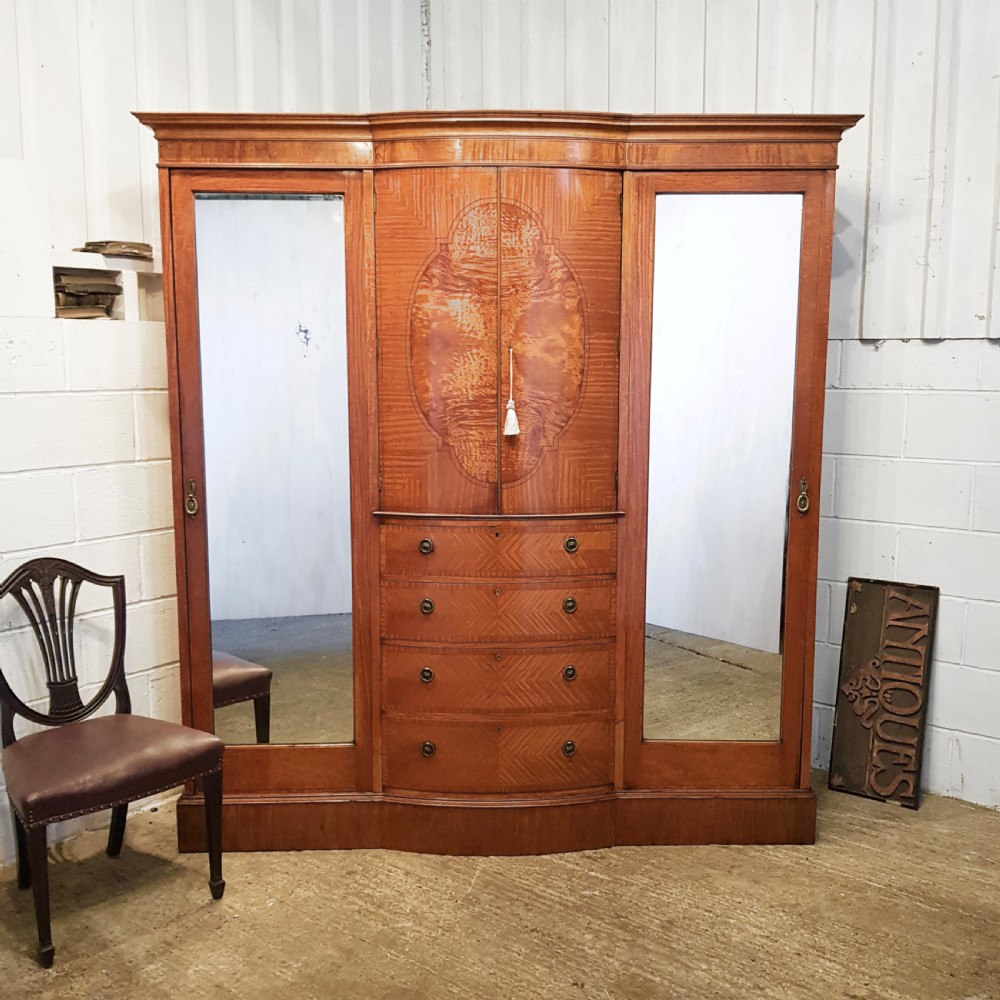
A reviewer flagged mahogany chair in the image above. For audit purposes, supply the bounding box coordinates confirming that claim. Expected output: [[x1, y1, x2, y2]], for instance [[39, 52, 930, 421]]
[[0, 558, 225, 967], [211, 650, 272, 743]]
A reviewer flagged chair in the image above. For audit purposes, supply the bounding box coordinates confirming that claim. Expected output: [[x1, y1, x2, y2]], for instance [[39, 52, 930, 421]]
[[211, 650, 272, 743], [0, 558, 225, 967]]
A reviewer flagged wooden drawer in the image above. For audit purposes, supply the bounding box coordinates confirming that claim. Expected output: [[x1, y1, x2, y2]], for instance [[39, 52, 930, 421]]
[[380, 580, 615, 642], [382, 717, 613, 793], [382, 643, 613, 713], [381, 523, 496, 577], [497, 523, 616, 576], [380, 521, 617, 578]]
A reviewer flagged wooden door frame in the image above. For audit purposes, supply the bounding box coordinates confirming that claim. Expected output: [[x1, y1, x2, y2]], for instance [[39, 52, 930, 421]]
[[618, 169, 836, 791], [166, 168, 377, 794]]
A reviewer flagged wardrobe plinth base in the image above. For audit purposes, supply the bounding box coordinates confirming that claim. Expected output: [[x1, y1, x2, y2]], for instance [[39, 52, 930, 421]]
[[176, 788, 816, 854]]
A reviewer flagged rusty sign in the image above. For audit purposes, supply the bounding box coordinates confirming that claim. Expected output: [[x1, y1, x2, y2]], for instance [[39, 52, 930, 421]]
[[828, 578, 939, 809]]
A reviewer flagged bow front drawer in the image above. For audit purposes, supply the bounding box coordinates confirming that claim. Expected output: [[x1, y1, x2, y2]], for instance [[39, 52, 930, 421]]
[[382, 643, 613, 713], [382, 718, 613, 794], [380, 580, 615, 642]]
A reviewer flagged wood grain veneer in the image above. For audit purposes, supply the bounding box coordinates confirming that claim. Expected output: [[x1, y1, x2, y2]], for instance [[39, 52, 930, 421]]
[[382, 717, 613, 794], [380, 520, 617, 577], [143, 111, 858, 856], [381, 643, 613, 714]]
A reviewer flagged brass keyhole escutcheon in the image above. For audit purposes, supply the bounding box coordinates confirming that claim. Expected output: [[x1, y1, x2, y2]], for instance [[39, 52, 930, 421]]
[[420, 598, 435, 615], [494, 587, 501, 597], [564, 536, 579, 553], [419, 667, 434, 683], [562, 665, 577, 682], [421, 741, 436, 757], [418, 538, 434, 554], [184, 480, 199, 517], [796, 477, 810, 514], [563, 596, 577, 614], [562, 740, 577, 757]]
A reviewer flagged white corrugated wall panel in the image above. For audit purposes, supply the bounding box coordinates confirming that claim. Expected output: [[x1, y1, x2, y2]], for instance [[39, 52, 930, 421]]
[[704, 0, 758, 113], [756, 0, 816, 114], [0, 0, 23, 160], [814, 0, 877, 342], [925, 0, 1000, 341], [863, 0, 940, 341], [609, 0, 656, 113], [654, 0, 705, 114], [565, 0, 609, 111], [3, 4, 998, 340], [435, 0, 484, 108], [522, 0, 566, 109]]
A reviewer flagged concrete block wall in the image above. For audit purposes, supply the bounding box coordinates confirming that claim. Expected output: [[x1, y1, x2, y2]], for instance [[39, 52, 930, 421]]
[[0, 160, 179, 861], [813, 339, 1000, 807]]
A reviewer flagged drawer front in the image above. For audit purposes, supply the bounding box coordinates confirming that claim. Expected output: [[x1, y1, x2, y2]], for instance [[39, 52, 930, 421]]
[[381, 523, 497, 577], [496, 523, 617, 577], [382, 718, 613, 793], [380, 521, 617, 578], [382, 644, 613, 713], [381, 580, 615, 642]]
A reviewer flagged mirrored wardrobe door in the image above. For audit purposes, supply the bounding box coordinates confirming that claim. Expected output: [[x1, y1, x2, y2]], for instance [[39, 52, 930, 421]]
[[642, 192, 803, 743], [192, 193, 353, 746]]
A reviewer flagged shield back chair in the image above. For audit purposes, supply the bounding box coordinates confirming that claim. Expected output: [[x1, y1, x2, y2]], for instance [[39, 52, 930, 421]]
[[211, 650, 272, 743], [0, 557, 225, 967]]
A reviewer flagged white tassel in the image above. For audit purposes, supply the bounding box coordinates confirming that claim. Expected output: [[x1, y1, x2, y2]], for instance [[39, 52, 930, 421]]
[[503, 345, 520, 436]]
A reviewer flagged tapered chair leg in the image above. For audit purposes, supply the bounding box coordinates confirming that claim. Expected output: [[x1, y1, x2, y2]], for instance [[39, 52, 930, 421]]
[[26, 826, 53, 968], [11, 804, 30, 890], [253, 693, 271, 744], [107, 804, 128, 857], [203, 770, 225, 900]]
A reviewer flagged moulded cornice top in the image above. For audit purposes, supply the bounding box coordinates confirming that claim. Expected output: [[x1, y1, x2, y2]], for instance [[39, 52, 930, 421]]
[[135, 109, 861, 139], [134, 110, 862, 171]]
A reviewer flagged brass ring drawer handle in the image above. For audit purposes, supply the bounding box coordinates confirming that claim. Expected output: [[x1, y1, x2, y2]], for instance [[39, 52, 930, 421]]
[[564, 536, 578, 553], [421, 741, 436, 757], [420, 598, 435, 615], [563, 597, 577, 614], [419, 667, 434, 683], [562, 664, 577, 681], [418, 537, 435, 554], [562, 740, 577, 757]]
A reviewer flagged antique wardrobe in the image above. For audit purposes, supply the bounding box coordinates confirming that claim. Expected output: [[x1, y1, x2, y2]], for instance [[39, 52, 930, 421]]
[[138, 111, 858, 854]]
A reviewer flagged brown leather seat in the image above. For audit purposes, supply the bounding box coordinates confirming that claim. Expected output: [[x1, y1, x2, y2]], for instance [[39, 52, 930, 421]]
[[212, 650, 272, 744], [0, 558, 226, 968], [3, 715, 222, 827]]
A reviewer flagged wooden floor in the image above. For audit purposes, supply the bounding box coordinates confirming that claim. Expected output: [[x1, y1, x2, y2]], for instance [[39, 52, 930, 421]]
[[0, 776, 997, 998]]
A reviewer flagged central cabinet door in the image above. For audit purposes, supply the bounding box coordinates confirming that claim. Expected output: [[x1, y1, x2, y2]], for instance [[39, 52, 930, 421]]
[[376, 167, 621, 515]]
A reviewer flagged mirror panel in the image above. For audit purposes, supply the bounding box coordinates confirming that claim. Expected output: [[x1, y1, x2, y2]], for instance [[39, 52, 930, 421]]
[[194, 193, 353, 745], [643, 192, 803, 742]]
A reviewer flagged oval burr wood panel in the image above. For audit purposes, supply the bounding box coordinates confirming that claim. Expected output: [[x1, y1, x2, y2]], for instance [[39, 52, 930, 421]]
[[380, 580, 615, 642], [499, 169, 621, 514], [381, 643, 613, 714], [376, 166, 620, 516], [377, 167, 499, 514], [382, 717, 613, 794], [379, 519, 618, 577]]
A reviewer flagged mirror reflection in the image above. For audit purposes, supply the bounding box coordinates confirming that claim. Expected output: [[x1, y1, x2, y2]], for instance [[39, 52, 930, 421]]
[[643, 192, 802, 742], [194, 193, 353, 745]]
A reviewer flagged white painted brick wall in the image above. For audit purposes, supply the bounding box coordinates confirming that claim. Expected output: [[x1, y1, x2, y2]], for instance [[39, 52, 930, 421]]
[[0, 168, 179, 864], [815, 339, 1000, 809]]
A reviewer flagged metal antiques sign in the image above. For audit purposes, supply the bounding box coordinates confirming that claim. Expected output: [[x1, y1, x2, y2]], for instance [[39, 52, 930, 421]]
[[829, 578, 939, 809]]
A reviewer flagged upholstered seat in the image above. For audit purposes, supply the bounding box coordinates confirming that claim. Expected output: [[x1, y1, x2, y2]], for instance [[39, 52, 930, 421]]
[[212, 650, 272, 743], [0, 558, 226, 968], [3, 714, 222, 827]]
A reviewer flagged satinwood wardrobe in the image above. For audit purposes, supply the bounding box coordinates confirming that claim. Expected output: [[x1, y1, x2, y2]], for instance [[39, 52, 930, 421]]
[[137, 111, 859, 854]]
